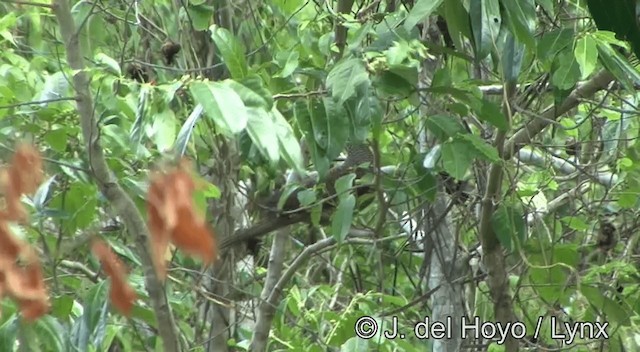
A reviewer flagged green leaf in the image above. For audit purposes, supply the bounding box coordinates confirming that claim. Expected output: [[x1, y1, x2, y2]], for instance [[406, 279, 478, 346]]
[[188, 4, 214, 31], [373, 70, 415, 99], [551, 50, 581, 90], [309, 98, 329, 151], [246, 107, 279, 162], [386, 41, 410, 66], [596, 42, 640, 91], [297, 100, 330, 178], [129, 85, 151, 153], [334, 173, 356, 198], [50, 182, 97, 233], [107, 239, 142, 266], [34, 316, 69, 352], [404, 0, 444, 32], [226, 76, 274, 110], [0, 315, 18, 351], [354, 89, 380, 141], [326, 58, 370, 104], [440, 139, 473, 179], [174, 104, 204, 157], [458, 134, 500, 162], [537, 28, 574, 68], [502, 33, 524, 84], [500, 0, 536, 48], [32, 175, 55, 213], [560, 216, 590, 231], [189, 81, 248, 135], [278, 184, 301, 211], [491, 203, 526, 252], [200, 179, 221, 199], [478, 99, 509, 131], [51, 295, 74, 319], [574, 35, 598, 78], [44, 128, 68, 153], [151, 109, 177, 152], [209, 25, 248, 79], [469, 0, 501, 60], [444, 0, 472, 50], [272, 107, 305, 174], [94, 52, 121, 76], [324, 98, 350, 159], [70, 281, 108, 352], [38, 71, 69, 106], [581, 286, 631, 326], [425, 114, 466, 141], [297, 189, 317, 207], [331, 194, 356, 242], [275, 50, 300, 78]]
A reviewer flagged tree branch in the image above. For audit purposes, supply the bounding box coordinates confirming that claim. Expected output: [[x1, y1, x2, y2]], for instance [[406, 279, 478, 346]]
[[504, 69, 615, 159], [477, 77, 518, 351], [219, 213, 310, 250], [250, 228, 289, 351], [51, 1, 180, 351]]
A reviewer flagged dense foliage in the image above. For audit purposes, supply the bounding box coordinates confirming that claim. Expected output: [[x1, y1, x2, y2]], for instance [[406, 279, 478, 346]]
[[1, 0, 640, 351]]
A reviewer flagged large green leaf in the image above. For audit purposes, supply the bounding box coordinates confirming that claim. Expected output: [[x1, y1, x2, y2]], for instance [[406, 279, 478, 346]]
[[0, 315, 18, 351], [326, 58, 370, 104], [425, 114, 466, 141], [551, 50, 581, 91], [574, 35, 598, 78], [151, 109, 177, 152], [500, 0, 536, 48], [209, 25, 248, 79], [444, 0, 472, 50], [331, 194, 355, 242], [272, 107, 305, 174], [189, 81, 248, 135], [537, 29, 574, 68], [403, 0, 444, 32], [70, 281, 108, 352], [581, 286, 631, 327], [440, 139, 474, 179], [596, 42, 640, 91], [37, 71, 69, 106], [309, 98, 329, 151], [246, 107, 280, 163], [502, 32, 524, 84], [457, 134, 500, 162], [324, 97, 350, 160], [296, 100, 330, 178], [469, 0, 501, 60], [33, 316, 69, 352], [50, 182, 97, 234]]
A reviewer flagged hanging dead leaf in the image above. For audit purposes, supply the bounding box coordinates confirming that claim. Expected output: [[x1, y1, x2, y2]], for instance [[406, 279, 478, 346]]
[[91, 239, 137, 316], [147, 172, 172, 280], [10, 144, 43, 195], [4, 255, 50, 321], [146, 160, 217, 279], [171, 206, 216, 264], [0, 144, 48, 322], [0, 144, 43, 222], [0, 222, 24, 265]]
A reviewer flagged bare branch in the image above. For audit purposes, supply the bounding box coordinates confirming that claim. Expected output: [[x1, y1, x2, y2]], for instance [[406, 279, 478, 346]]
[[0, 97, 77, 110], [251, 229, 289, 351]]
